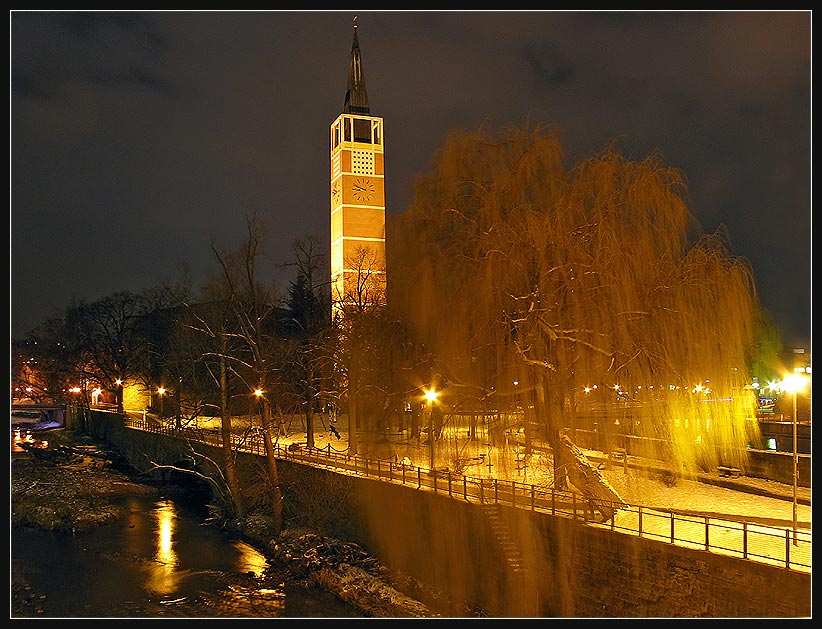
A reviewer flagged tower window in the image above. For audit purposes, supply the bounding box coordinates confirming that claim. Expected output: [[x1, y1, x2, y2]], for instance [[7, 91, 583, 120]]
[[353, 117, 371, 143], [331, 121, 342, 150]]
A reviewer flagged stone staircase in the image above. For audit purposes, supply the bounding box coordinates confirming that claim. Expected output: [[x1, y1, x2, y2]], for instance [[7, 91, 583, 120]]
[[480, 503, 528, 576]]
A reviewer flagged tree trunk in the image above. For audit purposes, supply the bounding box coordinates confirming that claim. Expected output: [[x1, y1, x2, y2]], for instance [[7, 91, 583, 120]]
[[558, 432, 628, 522], [410, 405, 420, 440], [116, 384, 124, 416], [219, 350, 244, 519], [541, 377, 570, 490], [305, 405, 315, 449], [261, 399, 283, 534], [348, 353, 360, 455]]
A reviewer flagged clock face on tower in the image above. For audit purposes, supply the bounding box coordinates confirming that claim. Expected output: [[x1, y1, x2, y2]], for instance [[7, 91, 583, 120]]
[[351, 177, 376, 203]]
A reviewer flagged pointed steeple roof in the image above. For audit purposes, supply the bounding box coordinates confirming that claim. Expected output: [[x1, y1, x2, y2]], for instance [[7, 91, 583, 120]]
[[343, 16, 370, 115]]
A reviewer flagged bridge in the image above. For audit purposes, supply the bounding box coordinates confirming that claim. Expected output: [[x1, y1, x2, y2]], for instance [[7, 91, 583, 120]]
[[11, 404, 67, 427], [11, 404, 67, 412]]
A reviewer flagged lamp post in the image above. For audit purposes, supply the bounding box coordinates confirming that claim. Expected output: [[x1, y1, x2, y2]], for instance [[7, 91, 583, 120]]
[[115, 379, 123, 415], [254, 389, 264, 431], [781, 373, 808, 545], [157, 387, 166, 420], [424, 389, 438, 470]]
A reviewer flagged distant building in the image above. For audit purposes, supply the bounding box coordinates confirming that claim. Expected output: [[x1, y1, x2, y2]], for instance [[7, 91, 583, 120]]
[[785, 346, 812, 374]]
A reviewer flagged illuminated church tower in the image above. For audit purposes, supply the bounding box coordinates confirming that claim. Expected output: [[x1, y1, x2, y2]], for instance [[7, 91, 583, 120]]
[[330, 19, 386, 319]]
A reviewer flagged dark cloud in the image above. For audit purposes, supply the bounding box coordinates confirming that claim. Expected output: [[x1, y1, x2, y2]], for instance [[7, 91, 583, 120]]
[[12, 10, 170, 99], [524, 42, 574, 87]]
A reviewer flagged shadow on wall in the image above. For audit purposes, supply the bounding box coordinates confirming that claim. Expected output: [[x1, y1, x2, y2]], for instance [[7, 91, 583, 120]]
[[353, 479, 567, 617]]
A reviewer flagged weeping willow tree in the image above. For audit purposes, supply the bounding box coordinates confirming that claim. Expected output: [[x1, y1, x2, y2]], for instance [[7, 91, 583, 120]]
[[389, 123, 760, 478]]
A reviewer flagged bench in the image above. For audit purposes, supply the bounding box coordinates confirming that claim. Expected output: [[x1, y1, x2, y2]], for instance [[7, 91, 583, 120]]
[[717, 465, 742, 478], [608, 448, 628, 472], [609, 448, 626, 461]]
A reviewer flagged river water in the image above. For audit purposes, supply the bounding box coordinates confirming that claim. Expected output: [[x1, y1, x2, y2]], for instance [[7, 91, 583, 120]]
[[11, 423, 365, 618]]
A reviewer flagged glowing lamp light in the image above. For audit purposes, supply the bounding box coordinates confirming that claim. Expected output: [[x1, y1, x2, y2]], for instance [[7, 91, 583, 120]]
[[157, 387, 166, 395], [781, 373, 809, 394], [69, 387, 81, 393], [424, 389, 438, 403], [781, 371, 809, 545], [254, 389, 264, 397]]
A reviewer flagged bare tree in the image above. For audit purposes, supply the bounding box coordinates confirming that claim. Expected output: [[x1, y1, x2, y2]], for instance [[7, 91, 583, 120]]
[[332, 246, 390, 455], [53, 290, 183, 413], [188, 213, 285, 528], [284, 236, 332, 450]]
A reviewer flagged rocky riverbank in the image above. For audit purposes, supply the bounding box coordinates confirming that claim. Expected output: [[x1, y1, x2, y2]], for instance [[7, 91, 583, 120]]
[[11, 428, 477, 618]]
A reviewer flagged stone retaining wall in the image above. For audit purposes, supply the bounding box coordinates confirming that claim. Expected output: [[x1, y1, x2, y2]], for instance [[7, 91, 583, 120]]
[[84, 411, 810, 618]]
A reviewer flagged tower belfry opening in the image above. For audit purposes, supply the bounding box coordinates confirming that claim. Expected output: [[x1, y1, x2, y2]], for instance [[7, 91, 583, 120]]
[[330, 18, 386, 319]]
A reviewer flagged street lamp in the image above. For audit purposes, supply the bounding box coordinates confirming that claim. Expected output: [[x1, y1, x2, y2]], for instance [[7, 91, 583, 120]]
[[781, 372, 809, 545], [424, 389, 438, 469], [254, 389, 264, 431], [157, 387, 166, 419]]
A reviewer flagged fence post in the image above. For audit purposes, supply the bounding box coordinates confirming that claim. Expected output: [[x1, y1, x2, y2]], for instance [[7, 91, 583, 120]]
[[638, 506, 643, 537], [785, 529, 791, 569], [742, 521, 748, 560], [704, 516, 710, 551], [448, 472, 452, 496], [670, 512, 675, 544], [417, 467, 421, 489]]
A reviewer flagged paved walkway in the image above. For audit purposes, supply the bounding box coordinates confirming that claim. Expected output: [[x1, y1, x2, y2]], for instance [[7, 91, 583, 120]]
[[127, 411, 812, 524]]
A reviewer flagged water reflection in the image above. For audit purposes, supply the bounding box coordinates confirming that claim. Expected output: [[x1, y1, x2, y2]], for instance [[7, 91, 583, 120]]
[[12, 429, 48, 452], [233, 539, 268, 577], [148, 499, 179, 596], [12, 491, 363, 617]]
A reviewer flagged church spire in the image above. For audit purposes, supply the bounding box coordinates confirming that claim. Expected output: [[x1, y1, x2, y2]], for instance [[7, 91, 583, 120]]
[[343, 15, 370, 115]]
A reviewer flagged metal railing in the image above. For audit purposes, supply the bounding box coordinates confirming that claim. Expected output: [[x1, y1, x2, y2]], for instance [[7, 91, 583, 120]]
[[124, 416, 811, 573]]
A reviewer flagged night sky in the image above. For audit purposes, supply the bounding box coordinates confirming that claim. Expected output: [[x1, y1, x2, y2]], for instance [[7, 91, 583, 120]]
[[11, 10, 811, 350]]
